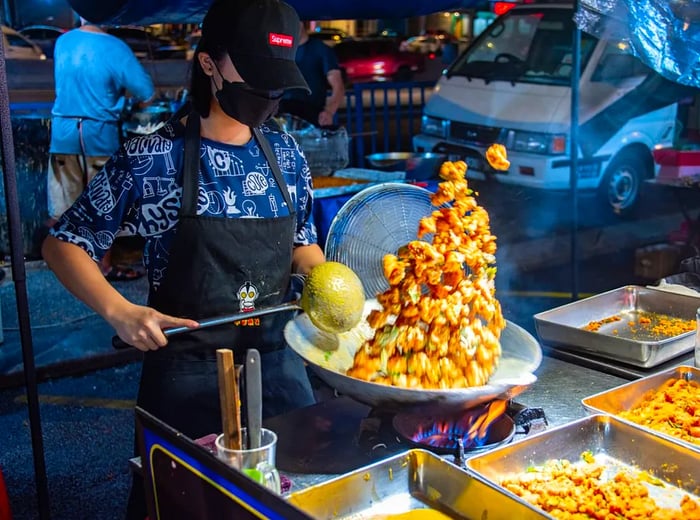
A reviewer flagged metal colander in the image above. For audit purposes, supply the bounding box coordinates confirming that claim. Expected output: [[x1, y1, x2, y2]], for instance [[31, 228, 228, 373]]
[[324, 182, 434, 298]]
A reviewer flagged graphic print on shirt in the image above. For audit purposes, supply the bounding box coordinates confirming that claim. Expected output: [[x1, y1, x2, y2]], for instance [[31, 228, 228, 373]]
[[197, 181, 239, 216], [238, 281, 259, 312], [243, 170, 270, 197], [77, 226, 114, 251], [54, 220, 98, 259], [297, 225, 316, 245], [138, 187, 182, 235], [126, 134, 181, 235], [277, 135, 299, 175], [207, 145, 246, 177], [142, 177, 177, 198], [285, 184, 297, 206], [125, 134, 174, 159], [223, 187, 241, 216], [147, 236, 171, 288], [268, 194, 278, 217], [131, 155, 154, 176], [240, 199, 259, 218], [87, 170, 133, 221]]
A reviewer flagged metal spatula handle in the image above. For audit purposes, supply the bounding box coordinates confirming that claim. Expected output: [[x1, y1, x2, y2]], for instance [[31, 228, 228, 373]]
[[111, 300, 301, 350], [165, 300, 301, 336]]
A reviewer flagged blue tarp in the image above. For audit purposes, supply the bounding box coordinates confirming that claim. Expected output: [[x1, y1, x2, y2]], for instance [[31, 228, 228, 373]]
[[576, 0, 700, 89], [68, 0, 475, 25]]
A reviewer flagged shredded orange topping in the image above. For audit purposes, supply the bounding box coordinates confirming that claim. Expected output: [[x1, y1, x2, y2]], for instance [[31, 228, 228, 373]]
[[583, 315, 622, 332], [646, 316, 695, 337], [346, 160, 505, 389], [583, 312, 695, 337], [618, 377, 700, 445], [501, 454, 700, 520]]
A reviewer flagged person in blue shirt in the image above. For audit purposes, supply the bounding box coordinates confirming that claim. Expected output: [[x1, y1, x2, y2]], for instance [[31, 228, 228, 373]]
[[48, 17, 155, 280], [42, 0, 326, 517], [279, 21, 345, 127]]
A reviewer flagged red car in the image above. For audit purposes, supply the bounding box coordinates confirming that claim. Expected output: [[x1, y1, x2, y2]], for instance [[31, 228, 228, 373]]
[[334, 38, 425, 84]]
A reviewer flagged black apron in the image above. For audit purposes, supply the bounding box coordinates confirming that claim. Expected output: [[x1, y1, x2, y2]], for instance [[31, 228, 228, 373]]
[[126, 114, 315, 519]]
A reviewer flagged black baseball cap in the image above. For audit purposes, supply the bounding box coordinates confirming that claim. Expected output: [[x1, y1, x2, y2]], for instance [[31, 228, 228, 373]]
[[201, 0, 310, 93]]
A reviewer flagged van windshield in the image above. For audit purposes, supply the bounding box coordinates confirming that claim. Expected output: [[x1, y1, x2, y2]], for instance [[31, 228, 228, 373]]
[[448, 7, 597, 85]]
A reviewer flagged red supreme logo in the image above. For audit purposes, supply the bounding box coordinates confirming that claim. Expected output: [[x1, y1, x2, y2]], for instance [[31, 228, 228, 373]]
[[269, 33, 293, 47]]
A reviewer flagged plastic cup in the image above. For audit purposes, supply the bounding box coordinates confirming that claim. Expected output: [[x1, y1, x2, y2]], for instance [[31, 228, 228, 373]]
[[215, 428, 281, 494]]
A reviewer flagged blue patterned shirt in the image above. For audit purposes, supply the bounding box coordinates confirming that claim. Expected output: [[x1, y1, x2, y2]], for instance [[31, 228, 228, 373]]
[[50, 120, 318, 291]]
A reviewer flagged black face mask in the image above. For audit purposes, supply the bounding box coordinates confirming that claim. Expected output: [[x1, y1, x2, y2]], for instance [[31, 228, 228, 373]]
[[213, 68, 283, 127]]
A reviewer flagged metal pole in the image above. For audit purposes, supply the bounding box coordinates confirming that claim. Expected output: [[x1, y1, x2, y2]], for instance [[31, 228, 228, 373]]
[[1, 0, 14, 27], [0, 29, 51, 520], [569, 0, 581, 301]]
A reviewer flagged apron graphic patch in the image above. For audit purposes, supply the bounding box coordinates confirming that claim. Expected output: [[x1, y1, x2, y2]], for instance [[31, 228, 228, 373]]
[[236, 281, 261, 327]]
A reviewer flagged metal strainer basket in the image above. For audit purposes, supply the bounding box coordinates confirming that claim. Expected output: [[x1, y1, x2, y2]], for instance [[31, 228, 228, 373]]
[[324, 182, 434, 298]]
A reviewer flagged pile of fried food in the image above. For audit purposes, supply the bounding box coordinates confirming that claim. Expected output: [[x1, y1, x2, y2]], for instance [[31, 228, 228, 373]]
[[347, 149, 507, 389], [618, 377, 700, 445], [501, 453, 700, 520]]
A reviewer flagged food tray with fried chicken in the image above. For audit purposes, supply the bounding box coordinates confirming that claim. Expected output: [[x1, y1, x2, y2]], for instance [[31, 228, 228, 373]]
[[582, 365, 700, 452], [467, 414, 700, 520], [533, 285, 698, 368]]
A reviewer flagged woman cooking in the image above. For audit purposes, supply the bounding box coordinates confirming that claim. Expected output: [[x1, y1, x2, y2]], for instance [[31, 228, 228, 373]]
[[41, 0, 325, 516]]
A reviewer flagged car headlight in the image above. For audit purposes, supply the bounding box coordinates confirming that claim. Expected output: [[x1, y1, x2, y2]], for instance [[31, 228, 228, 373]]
[[421, 115, 449, 138], [506, 130, 567, 155]]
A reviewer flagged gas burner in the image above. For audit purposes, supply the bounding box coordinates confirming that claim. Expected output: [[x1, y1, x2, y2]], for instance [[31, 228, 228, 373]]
[[511, 405, 548, 435], [392, 400, 515, 459], [350, 398, 549, 468]]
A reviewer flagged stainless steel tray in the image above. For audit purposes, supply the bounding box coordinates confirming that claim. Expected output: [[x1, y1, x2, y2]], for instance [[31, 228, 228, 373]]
[[533, 285, 698, 367], [287, 449, 547, 519], [582, 365, 700, 452], [466, 414, 700, 518]]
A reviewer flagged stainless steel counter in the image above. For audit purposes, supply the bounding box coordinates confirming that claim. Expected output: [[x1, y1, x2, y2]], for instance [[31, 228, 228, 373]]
[[509, 355, 627, 427], [282, 353, 694, 494], [129, 351, 695, 500]]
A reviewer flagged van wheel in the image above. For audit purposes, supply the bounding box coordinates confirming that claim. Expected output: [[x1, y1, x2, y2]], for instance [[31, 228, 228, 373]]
[[599, 151, 649, 217]]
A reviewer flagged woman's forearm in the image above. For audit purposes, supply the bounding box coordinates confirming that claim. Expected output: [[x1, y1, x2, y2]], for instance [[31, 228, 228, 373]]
[[292, 244, 325, 275]]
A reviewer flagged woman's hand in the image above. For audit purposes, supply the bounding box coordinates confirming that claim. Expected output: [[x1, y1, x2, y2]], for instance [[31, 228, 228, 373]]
[[108, 302, 199, 351]]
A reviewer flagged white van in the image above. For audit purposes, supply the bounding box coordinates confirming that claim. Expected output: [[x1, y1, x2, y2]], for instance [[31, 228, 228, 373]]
[[413, 3, 684, 215], [2, 25, 46, 60]]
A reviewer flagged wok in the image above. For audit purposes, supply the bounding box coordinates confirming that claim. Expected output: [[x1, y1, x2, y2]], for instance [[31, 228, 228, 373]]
[[284, 300, 542, 414]]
